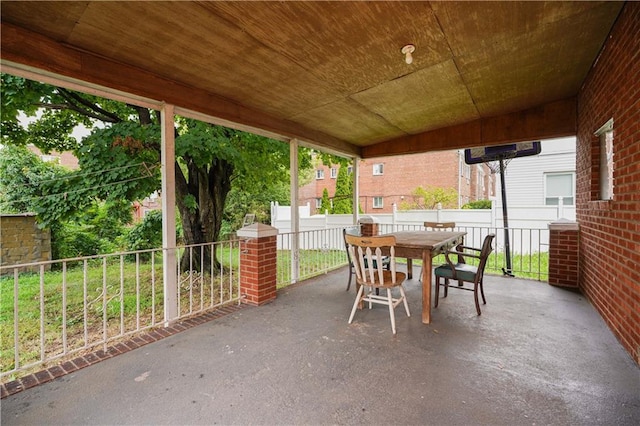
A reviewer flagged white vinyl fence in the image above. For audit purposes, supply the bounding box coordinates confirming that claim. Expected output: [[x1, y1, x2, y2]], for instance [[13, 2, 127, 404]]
[[271, 200, 574, 254]]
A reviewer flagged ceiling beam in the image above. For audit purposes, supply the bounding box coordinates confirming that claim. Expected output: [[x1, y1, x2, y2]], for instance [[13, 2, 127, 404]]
[[361, 98, 577, 158], [0, 22, 360, 157]]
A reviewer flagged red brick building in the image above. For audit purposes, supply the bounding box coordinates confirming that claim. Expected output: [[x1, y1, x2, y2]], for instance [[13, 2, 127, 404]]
[[300, 150, 495, 214]]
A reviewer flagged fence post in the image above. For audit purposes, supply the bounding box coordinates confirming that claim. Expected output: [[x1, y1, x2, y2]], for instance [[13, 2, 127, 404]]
[[237, 223, 279, 305], [548, 219, 579, 288]]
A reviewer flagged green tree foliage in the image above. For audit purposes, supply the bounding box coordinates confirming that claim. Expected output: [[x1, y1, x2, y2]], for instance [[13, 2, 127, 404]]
[[319, 188, 332, 214], [1, 75, 309, 270], [126, 210, 163, 254], [332, 165, 353, 214], [0, 144, 70, 215], [401, 185, 458, 210], [462, 199, 492, 209]]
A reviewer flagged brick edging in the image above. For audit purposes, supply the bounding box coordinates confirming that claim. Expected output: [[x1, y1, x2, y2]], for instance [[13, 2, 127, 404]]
[[1, 304, 247, 399]]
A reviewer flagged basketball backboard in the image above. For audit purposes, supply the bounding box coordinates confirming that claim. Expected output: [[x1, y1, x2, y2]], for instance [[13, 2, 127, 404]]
[[464, 141, 541, 165]]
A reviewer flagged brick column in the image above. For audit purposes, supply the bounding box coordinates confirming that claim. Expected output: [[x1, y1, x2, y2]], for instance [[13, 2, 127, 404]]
[[237, 223, 279, 306], [548, 220, 579, 288], [358, 216, 379, 237]]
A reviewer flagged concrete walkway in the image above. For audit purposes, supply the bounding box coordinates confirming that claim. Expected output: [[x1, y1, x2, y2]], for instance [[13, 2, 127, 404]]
[[2, 268, 639, 425]]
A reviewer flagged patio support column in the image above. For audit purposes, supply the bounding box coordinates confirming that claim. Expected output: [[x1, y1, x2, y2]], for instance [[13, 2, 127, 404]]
[[238, 223, 279, 305], [352, 157, 359, 224], [290, 139, 300, 283], [548, 219, 579, 288], [161, 103, 178, 323]]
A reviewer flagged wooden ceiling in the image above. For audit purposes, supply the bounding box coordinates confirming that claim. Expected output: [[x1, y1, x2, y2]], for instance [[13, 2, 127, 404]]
[[0, 1, 624, 158]]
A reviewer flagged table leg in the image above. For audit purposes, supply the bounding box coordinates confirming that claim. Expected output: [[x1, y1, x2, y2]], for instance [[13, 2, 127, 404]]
[[422, 251, 432, 324], [406, 258, 413, 279]]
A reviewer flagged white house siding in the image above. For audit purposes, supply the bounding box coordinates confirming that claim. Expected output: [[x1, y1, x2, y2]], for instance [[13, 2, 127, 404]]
[[497, 137, 576, 207]]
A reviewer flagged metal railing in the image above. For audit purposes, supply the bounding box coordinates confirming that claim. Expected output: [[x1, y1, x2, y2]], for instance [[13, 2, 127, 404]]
[[0, 240, 240, 382], [276, 227, 348, 287], [2, 225, 547, 381], [274, 224, 549, 288]]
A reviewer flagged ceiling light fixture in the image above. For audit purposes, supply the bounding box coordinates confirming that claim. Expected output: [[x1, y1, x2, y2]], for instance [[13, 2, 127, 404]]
[[401, 44, 415, 65]]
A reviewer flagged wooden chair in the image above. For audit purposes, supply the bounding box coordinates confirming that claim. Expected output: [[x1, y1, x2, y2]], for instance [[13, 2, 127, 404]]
[[434, 234, 495, 315], [418, 222, 457, 280], [424, 221, 456, 231], [345, 234, 410, 334], [343, 227, 389, 291]]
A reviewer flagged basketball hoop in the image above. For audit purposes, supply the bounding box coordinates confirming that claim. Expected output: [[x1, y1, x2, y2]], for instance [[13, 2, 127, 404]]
[[464, 141, 542, 277], [484, 152, 517, 174]]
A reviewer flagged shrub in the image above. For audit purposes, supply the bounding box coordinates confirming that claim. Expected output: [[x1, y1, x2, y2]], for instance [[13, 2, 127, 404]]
[[126, 210, 163, 253], [462, 199, 492, 209]]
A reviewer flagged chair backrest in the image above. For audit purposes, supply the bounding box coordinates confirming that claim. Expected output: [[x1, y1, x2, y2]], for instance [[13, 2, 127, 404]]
[[343, 226, 361, 265], [344, 234, 398, 286], [476, 234, 496, 275], [424, 221, 456, 231]]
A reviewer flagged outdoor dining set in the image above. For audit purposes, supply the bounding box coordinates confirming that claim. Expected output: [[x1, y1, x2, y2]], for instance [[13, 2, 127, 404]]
[[343, 222, 495, 334]]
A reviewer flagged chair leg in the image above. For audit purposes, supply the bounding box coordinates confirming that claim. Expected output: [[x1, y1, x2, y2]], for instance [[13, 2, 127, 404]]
[[348, 285, 365, 324], [444, 278, 449, 298], [346, 269, 353, 291], [479, 278, 486, 304], [434, 275, 440, 308], [400, 285, 410, 317], [473, 282, 482, 315], [387, 288, 396, 334]]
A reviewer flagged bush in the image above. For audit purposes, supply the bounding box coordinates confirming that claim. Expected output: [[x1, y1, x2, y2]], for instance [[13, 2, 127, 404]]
[[51, 222, 103, 259], [126, 210, 163, 253], [462, 199, 492, 209]]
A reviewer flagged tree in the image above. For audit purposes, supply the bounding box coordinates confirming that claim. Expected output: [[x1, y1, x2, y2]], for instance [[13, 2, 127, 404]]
[[319, 188, 331, 214], [401, 186, 458, 210], [331, 165, 353, 214], [1, 74, 308, 271]]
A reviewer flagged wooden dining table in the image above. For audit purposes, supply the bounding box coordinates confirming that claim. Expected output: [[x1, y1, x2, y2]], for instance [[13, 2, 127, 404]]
[[385, 230, 466, 324]]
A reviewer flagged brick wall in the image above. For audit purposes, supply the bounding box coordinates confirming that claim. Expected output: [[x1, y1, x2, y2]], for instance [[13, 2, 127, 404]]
[[576, 2, 639, 364], [0, 214, 51, 273]]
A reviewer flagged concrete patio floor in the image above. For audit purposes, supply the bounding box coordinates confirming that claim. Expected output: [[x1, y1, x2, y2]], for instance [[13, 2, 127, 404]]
[[2, 267, 639, 425]]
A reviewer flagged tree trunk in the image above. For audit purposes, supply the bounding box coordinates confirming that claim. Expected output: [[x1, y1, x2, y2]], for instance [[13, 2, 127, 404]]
[[175, 155, 233, 273]]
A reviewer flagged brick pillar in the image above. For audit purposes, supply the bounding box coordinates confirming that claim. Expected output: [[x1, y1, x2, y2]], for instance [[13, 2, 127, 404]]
[[358, 216, 379, 237], [548, 220, 579, 288], [237, 223, 279, 306]]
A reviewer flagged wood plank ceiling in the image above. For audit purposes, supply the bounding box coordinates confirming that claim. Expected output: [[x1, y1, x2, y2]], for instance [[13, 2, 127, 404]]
[[0, 1, 624, 158]]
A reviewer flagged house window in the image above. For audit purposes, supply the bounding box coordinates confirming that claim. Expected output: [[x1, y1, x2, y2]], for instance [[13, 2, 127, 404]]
[[347, 166, 353, 175], [330, 167, 337, 178], [40, 154, 59, 164], [315, 169, 324, 179], [595, 119, 614, 200], [545, 173, 575, 205], [373, 197, 383, 208], [315, 198, 322, 209], [463, 163, 471, 180], [373, 163, 384, 175]]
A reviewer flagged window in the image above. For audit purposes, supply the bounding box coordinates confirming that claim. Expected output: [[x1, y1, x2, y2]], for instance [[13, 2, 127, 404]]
[[595, 119, 614, 200], [545, 173, 575, 205], [463, 163, 471, 180], [330, 167, 337, 178], [373, 197, 383, 208], [315, 169, 324, 179], [40, 154, 59, 164], [373, 163, 384, 175], [315, 198, 322, 208], [347, 166, 353, 175]]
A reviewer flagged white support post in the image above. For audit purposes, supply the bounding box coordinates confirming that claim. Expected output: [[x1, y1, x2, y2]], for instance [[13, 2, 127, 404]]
[[352, 158, 360, 224], [290, 139, 300, 283], [161, 104, 178, 324]]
